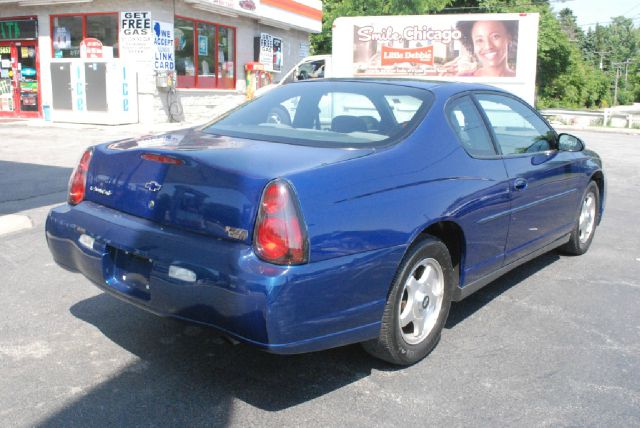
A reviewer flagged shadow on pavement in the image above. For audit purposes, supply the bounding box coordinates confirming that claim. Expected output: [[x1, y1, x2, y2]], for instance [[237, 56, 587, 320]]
[[39, 293, 391, 426], [0, 161, 71, 215], [446, 251, 560, 329], [40, 235, 561, 425]]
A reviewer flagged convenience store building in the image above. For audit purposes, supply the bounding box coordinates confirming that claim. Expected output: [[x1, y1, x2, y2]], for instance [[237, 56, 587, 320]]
[[0, 0, 321, 123]]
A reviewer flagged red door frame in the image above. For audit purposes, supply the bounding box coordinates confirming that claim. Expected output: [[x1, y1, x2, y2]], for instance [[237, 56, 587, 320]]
[[0, 17, 41, 119], [175, 15, 237, 90]]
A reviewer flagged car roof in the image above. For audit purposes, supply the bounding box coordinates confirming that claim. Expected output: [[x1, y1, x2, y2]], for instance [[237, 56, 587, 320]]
[[293, 78, 503, 96]]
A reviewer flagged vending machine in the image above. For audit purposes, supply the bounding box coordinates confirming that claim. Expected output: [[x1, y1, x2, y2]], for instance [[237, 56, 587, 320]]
[[244, 62, 272, 100]]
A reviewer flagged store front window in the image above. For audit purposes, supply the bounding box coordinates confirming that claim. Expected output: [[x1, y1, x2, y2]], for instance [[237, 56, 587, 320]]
[[51, 13, 119, 58], [197, 22, 216, 88], [87, 15, 119, 57], [175, 18, 195, 87], [174, 16, 236, 89], [218, 26, 235, 89]]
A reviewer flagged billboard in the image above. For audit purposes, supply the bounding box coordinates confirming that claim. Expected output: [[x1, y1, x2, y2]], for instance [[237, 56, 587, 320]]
[[332, 13, 539, 104]]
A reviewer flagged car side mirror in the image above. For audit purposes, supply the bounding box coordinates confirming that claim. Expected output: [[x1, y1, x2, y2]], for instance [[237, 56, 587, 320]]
[[558, 133, 584, 152]]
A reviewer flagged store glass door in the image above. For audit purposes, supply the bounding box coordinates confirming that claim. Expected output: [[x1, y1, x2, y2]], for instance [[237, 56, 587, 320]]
[[0, 41, 40, 117]]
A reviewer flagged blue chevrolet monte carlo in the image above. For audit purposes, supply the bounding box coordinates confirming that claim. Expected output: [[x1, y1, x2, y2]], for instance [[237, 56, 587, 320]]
[[46, 80, 605, 365]]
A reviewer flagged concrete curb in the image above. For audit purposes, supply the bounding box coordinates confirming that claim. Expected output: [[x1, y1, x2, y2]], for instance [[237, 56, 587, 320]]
[[0, 118, 203, 135], [0, 214, 33, 237]]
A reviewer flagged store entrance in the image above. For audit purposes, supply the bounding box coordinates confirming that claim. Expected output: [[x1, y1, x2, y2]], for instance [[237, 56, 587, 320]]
[[0, 41, 40, 118]]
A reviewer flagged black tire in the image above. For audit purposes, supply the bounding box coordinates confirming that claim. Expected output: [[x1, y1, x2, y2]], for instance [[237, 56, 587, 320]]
[[267, 106, 291, 126], [362, 236, 454, 365], [560, 181, 600, 256]]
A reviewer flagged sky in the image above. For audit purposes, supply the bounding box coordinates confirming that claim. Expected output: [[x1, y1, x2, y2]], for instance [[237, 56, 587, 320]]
[[551, 0, 640, 29]]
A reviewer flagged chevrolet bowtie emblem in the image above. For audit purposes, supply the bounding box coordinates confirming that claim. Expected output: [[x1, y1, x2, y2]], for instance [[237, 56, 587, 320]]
[[144, 181, 162, 192]]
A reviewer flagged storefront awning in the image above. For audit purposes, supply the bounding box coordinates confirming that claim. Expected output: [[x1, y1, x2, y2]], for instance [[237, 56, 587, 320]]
[[11, 0, 93, 6], [184, 0, 322, 33]]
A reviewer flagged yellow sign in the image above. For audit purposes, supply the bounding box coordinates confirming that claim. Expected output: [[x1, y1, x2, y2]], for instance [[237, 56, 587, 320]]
[[21, 47, 28, 58], [0, 46, 10, 54]]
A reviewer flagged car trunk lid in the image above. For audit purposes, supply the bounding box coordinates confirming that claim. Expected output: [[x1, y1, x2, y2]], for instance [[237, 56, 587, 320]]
[[83, 129, 373, 242]]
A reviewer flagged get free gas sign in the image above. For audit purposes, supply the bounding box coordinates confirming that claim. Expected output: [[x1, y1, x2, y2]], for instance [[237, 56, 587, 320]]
[[121, 11, 151, 36], [120, 11, 153, 59]]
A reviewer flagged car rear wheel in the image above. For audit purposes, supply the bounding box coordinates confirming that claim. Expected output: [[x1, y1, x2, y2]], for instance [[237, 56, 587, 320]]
[[362, 237, 454, 365], [560, 181, 599, 255]]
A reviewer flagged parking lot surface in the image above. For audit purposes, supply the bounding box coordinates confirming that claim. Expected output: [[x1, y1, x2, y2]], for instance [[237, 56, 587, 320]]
[[1, 124, 639, 427]]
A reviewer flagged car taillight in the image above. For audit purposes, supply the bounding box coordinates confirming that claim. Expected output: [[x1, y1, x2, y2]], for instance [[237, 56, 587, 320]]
[[254, 179, 308, 265], [68, 148, 93, 205]]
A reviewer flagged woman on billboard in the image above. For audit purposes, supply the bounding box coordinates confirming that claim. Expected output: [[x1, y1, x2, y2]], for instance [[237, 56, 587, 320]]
[[441, 20, 518, 77]]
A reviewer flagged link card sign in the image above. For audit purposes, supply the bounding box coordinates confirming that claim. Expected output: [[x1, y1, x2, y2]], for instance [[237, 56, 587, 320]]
[[153, 21, 174, 71]]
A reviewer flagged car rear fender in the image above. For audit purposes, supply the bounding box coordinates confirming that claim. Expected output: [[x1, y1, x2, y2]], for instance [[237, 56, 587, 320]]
[[401, 219, 466, 292]]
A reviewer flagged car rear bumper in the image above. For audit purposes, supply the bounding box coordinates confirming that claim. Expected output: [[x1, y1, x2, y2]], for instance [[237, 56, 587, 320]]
[[46, 202, 404, 354]]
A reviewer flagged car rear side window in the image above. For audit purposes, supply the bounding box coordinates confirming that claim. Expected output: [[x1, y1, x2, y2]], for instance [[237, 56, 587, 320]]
[[447, 96, 496, 157], [476, 94, 555, 156]]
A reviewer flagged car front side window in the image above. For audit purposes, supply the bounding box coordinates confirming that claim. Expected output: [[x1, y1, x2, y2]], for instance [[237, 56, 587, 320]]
[[476, 94, 555, 156]]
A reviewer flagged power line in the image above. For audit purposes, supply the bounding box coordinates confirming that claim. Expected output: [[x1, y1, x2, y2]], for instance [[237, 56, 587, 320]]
[[441, 0, 575, 12], [621, 3, 640, 16], [437, 1, 640, 30], [578, 16, 640, 28]]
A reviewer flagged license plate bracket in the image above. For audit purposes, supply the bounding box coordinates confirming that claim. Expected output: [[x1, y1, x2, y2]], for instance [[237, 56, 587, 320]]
[[105, 246, 152, 300]]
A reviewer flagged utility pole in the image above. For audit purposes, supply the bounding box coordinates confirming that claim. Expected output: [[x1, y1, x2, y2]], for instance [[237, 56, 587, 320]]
[[611, 59, 634, 106], [593, 51, 609, 70], [623, 59, 632, 84], [613, 65, 620, 106]]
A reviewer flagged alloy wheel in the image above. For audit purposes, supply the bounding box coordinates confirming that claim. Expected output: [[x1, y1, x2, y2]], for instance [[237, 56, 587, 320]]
[[398, 258, 445, 345]]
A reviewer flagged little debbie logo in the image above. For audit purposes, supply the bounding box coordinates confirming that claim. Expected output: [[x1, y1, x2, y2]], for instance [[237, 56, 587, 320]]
[[381, 46, 434, 66]]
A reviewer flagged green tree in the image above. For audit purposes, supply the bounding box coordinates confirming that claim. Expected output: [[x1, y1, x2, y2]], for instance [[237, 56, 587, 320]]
[[583, 17, 640, 104], [558, 8, 584, 46], [432, 0, 617, 107], [311, 0, 637, 107], [445, 0, 575, 106], [583, 26, 609, 70], [311, 0, 452, 54], [606, 17, 639, 64]]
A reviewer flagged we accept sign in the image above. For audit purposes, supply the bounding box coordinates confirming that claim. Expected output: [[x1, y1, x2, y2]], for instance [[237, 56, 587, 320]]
[[153, 21, 174, 71]]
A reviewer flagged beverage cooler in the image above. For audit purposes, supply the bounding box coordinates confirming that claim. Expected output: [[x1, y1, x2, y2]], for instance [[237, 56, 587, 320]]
[[49, 59, 138, 124], [0, 42, 40, 118]]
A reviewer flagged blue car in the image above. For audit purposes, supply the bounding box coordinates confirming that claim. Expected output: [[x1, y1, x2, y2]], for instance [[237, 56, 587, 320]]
[[46, 80, 605, 365]]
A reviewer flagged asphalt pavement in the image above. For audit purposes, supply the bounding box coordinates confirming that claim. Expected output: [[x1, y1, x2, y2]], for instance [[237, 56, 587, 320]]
[[0, 122, 639, 427]]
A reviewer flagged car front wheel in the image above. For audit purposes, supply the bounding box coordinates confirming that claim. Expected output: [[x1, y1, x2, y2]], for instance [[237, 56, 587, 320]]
[[362, 236, 454, 365], [560, 181, 600, 255]]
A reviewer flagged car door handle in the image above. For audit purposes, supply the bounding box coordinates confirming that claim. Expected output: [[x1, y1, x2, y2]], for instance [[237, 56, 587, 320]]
[[513, 178, 528, 191]]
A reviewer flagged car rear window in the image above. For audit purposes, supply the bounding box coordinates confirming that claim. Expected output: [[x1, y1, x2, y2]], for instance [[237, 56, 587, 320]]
[[202, 81, 434, 148]]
